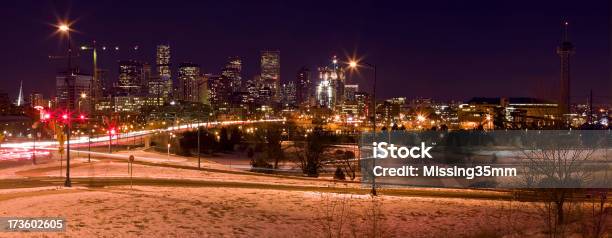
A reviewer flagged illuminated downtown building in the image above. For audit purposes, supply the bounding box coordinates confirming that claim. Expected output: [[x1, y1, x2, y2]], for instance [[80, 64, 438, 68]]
[[178, 63, 201, 102], [260, 50, 280, 103], [221, 56, 242, 93], [156, 44, 173, 99], [316, 56, 346, 109], [459, 97, 558, 130], [295, 67, 312, 107], [281, 81, 296, 108], [117, 60, 144, 94], [147, 75, 172, 106], [339, 84, 360, 117], [343, 84, 359, 102], [244, 77, 260, 104], [113, 96, 146, 113], [156, 45, 171, 78], [29, 92, 44, 108], [56, 70, 92, 111], [207, 74, 229, 111], [354, 92, 369, 119]]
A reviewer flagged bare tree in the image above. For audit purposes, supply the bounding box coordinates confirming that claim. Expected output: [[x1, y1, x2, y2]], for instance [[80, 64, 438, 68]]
[[293, 128, 333, 177], [520, 131, 606, 237]]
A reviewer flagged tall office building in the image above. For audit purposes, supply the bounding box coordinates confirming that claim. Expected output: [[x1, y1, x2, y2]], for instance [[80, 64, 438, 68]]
[[95, 69, 109, 97], [354, 92, 369, 118], [295, 67, 312, 107], [208, 74, 229, 110], [316, 56, 346, 109], [91, 68, 105, 100], [221, 57, 242, 92], [178, 63, 201, 102], [281, 82, 297, 107], [344, 84, 359, 102], [198, 74, 210, 105], [156, 45, 171, 78], [156, 45, 173, 99], [147, 75, 172, 106], [260, 50, 280, 102], [56, 71, 92, 111], [142, 63, 152, 92], [29, 92, 44, 108], [117, 60, 144, 94], [557, 22, 574, 116]]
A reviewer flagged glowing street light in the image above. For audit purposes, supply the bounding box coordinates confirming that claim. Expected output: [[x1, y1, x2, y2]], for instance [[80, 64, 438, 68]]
[[346, 58, 378, 196], [167, 143, 171, 158], [56, 21, 75, 187], [417, 114, 426, 122], [58, 24, 70, 32]]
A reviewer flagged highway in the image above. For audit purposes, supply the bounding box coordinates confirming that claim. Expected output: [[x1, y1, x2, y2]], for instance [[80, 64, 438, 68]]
[[0, 118, 285, 151]]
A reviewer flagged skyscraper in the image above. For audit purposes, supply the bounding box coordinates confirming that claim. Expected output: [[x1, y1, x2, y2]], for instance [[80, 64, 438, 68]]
[[142, 63, 152, 92], [156, 45, 171, 79], [344, 84, 359, 102], [316, 56, 346, 109], [295, 67, 312, 107], [156, 45, 173, 99], [221, 56, 242, 92], [178, 63, 201, 102], [557, 22, 574, 116], [56, 71, 92, 111], [147, 75, 171, 106], [29, 92, 44, 108], [260, 50, 280, 102], [117, 60, 143, 94], [208, 74, 229, 110], [281, 82, 296, 108]]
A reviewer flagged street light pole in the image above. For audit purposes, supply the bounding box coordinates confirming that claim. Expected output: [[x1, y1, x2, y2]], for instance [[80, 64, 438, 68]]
[[348, 60, 377, 196], [59, 23, 73, 188], [88, 120, 91, 163], [32, 127, 36, 165], [371, 64, 377, 196], [197, 120, 201, 169]]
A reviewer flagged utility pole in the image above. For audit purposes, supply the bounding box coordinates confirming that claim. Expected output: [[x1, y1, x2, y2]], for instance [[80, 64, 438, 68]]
[[197, 119, 201, 169], [589, 89, 594, 124]]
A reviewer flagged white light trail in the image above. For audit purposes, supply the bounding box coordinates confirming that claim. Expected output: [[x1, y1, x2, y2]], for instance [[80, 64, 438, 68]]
[[0, 119, 285, 150]]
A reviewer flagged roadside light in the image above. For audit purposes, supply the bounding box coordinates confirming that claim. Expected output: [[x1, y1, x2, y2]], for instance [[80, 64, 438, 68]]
[[79, 114, 86, 120], [43, 113, 51, 121], [110, 128, 116, 135], [58, 24, 70, 32], [62, 114, 69, 120]]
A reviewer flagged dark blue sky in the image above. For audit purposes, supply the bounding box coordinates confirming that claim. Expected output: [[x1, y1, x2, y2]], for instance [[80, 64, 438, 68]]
[[0, 0, 609, 103]]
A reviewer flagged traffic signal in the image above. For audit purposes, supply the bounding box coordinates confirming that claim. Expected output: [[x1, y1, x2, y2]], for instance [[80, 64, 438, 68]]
[[41, 113, 51, 122]]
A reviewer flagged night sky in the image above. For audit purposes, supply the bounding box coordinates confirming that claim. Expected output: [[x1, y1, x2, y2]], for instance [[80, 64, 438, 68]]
[[1, 0, 610, 103]]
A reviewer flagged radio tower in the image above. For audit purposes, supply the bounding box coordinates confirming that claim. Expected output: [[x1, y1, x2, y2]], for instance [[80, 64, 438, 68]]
[[557, 21, 574, 117]]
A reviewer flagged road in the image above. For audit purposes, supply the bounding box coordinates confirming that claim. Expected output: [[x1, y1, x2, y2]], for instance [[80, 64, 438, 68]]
[[0, 118, 284, 155]]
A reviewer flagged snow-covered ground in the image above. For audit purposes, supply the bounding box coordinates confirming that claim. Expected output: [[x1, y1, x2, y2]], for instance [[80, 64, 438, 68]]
[[0, 149, 596, 237], [0, 186, 543, 237]]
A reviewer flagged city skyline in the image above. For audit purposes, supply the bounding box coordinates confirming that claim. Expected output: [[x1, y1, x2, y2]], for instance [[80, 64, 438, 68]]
[[0, 0, 609, 103]]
